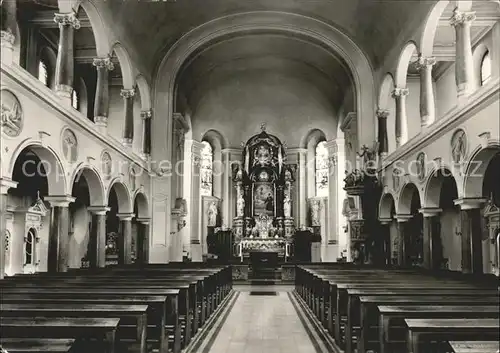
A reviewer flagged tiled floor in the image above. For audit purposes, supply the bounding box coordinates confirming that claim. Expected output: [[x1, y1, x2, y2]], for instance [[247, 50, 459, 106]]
[[196, 289, 321, 353]]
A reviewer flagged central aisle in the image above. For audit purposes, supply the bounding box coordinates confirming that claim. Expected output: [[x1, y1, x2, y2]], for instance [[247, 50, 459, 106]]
[[194, 288, 327, 353]]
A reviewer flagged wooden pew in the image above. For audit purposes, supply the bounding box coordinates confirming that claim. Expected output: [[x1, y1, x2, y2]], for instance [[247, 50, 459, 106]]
[[1, 278, 195, 346], [405, 318, 500, 353], [346, 288, 499, 353], [0, 338, 76, 353], [378, 305, 499, 353], [448, 341, 499, 353], [356, 294, 499, 353], [0, 317, 120, 353], [0, 303, 148, 353], [0, 288, 179, 353]]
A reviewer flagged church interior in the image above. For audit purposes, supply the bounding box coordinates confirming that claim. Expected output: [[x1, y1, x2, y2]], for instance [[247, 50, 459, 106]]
[[0, 0, 499, 352]]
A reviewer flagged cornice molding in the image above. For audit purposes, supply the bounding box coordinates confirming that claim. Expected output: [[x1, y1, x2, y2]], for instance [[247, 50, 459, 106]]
[[379, 78, 500, 171], [1, 64, 149, 172]]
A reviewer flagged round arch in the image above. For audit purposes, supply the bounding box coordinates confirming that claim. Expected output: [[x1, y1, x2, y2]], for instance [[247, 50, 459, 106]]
[[395, 41, 418, 88], [135, 74, 152, 110], [73, 0, 111, 56], [378, 73, 395, 110], [462, 142, 500, 199], [420, 0, 450, 58], [133, 191, 150, 218], [397, 182, 421, 215], [107, 179, 133, 213], [7, 141, 67, 195], [379, 192, 396, 219], [153, 11, 376, 163], [422, 166, 458, 208], [70, 164, 105, 206], [110, 42, 135, 89], [472, 43, 491, 88]]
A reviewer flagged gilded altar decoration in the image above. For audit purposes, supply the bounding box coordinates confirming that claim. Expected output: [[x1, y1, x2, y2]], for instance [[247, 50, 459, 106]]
[[416, 152, 426, 181], [451, 129, 467, 164], [310, 199, 321, 226], [1, 90, 23, 137], [61, 128, 78, 163]]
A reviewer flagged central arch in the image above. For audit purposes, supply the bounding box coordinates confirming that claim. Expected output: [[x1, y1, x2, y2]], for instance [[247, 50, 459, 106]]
[[153, 11, 376, 163]]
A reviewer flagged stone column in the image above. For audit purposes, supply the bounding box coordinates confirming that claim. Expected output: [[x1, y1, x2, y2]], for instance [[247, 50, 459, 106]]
[[415, 55, 436, 127], [92, 57, 114, 129], [117, 213, 134, 265], [136, 218, 150, 265], [121, 88, 135, 148], [141, 109, 152, 158], [0, 178, 18, 279], [376, 109, 389, 158], [184, 139, 203, 261], [392, 88, 409, 147], [395, 214, 412, 267], [45, 196, 75, 272], [450, 9, 476, 99], [87, 206, 109, 268], [53, 12, 80, 102], [454, 198, 486, 274], [419, 208, 442, 270]]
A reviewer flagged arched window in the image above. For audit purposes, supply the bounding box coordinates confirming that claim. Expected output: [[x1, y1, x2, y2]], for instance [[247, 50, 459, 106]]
[[315, 141, 329, 197], [480, 51, 492, 86], [25, 228, 35, 265], [38, 60, 48, 86], [200, 141, 213, 196], [71, 89, 79, 110]]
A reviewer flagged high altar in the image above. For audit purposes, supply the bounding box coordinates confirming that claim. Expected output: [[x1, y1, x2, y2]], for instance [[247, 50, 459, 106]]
[[233, 126, 295, 260]]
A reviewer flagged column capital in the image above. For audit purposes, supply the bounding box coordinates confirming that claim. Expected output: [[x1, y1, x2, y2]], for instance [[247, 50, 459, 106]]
[[450, 9, 476, 27], [54, 12, 81, 29], [395, 214, 413, 223], [1, 29, 15, 46], [454, 197, 487, 210], [0, 178, 18, 195], [392, 87, 409, 98], [376, 109, 390, 119], [120, 88, 135, 98], [87, 206, 110, 215], [415, 55, 436, 71], [419, 207, 442, 217], [117, 213, 135, 221], [44, 195, 75, 207], [190, 139, 204, 156], [92, 57, 114, 71], [140, 109, 153, 120]]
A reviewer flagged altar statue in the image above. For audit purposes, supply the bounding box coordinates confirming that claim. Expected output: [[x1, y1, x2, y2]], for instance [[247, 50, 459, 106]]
[[284, 195, 291, 217]]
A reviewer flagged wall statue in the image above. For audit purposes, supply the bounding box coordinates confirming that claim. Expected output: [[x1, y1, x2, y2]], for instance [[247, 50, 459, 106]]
[[208, 201, 218, 227]]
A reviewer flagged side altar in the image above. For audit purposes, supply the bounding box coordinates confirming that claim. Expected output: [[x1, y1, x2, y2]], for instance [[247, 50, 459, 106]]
[[232, 126, 295, 261]]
